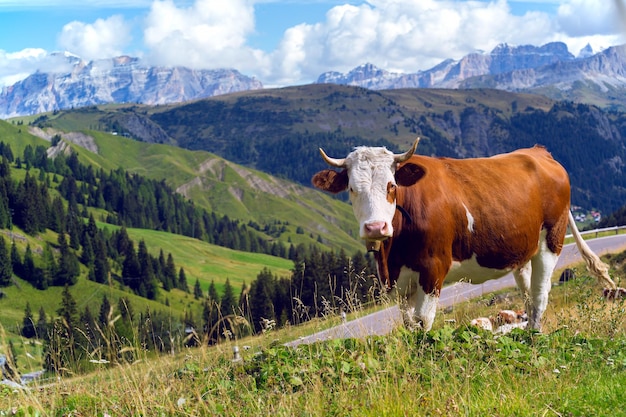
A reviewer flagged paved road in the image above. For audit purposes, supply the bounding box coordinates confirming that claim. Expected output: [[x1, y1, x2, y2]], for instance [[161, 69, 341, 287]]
[[286, 234, 626, 347]]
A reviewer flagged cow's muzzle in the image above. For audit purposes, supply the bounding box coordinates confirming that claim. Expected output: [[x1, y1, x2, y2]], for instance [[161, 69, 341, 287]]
[[363, 221, 391, 240]]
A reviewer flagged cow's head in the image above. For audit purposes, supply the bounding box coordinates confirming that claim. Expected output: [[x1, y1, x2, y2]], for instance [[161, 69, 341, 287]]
[[312, 138, 425, 244]]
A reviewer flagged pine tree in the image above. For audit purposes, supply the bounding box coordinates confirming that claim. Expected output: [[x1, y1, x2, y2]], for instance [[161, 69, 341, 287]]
[[207, 280, 220, 306], [57, 285, 79, 337], [49, 285, 80, 370], [178, 267, 189, 292], [15, 172, 47, 234], [122, 241, 140, 291], [48, 196, 65, 233], [92, 233, 109, 284], [21, 302, 36, 338], [249, 268, 276, 333], [219, 278, 239, 339], [137, 240, 158, 300], [220, 278, 237, 318], [40, 243, 56, 290], [205, 280, 221, 340], [0, 175, 11, 229], [81, 234, 94, 266], [56, 232, 80, 286], [165, 253, 177, 290], [0, 235, 12, 287], [98, 295, 112, 327], [84, 214, 98, 241], [10, 241, 21, 278], [36, 306, 47, 340], [193, 278, 203, 300]]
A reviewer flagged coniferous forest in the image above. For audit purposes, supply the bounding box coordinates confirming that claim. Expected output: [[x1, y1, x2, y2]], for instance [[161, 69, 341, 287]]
[[0, 140, 378, 376]]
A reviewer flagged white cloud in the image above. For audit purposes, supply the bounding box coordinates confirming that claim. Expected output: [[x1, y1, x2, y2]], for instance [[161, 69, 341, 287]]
[[264, 0, 562, 85], [0, 48, 74, 86], [557, 0, 619, 36], [555, 0, 626, 52], [58, 15, 131, 60], [143, 0, 265, 71], [2, 0, 626, 89], [259, 0, 626, 85]]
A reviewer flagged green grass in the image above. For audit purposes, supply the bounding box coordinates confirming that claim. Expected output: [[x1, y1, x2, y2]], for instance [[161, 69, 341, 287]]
[[2, 255, 626, 416], [122, 226, 293, 292]]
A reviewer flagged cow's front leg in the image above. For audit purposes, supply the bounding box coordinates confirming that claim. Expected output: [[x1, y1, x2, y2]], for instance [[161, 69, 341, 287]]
[[393, 266, 439, 331]]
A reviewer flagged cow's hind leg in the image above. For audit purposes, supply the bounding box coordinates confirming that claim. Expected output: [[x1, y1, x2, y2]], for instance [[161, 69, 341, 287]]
[[513, 261, 532, 317], [528, 234, 559, 330]]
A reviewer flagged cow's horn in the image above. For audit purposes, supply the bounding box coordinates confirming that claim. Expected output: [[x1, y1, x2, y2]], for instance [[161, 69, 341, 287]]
[[319, 148, 346, 168], [394, 137, 420, 163]]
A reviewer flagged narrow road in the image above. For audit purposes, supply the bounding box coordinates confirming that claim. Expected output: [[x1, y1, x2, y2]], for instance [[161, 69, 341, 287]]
[[286, 234, 626, 347]]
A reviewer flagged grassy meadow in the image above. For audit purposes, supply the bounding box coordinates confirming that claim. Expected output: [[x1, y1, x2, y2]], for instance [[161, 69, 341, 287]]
[[2, 258, 626, 416]]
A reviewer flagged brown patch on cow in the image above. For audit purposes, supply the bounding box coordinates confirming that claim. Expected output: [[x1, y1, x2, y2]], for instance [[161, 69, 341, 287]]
[[386, 182, 396, 204], [378, 146, 574, 292], [396, 162, 426, 187], [311, 169, 349, 194]]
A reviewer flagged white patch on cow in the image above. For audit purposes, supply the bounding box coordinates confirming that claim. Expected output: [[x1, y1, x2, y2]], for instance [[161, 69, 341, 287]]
[[414, 286, 438, 331], [391, 266, 438, 331], [528, 230, 559, 330], [446, 255, 511, 285], [344, 147, 397, 239], [513, 261, 532, 296], [513, 261, 532, 316], [463, 203, 474, 233]]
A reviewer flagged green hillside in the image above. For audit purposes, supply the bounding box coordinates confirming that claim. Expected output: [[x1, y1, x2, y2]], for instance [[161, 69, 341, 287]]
[[20, 84, 626, 213], [6, 121, 363, 255], [0, 224, 293, 335]]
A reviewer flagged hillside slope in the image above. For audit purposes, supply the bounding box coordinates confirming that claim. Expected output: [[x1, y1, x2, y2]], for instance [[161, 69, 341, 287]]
[[10, 120, 363, 255], [22, 84, 626, 214]]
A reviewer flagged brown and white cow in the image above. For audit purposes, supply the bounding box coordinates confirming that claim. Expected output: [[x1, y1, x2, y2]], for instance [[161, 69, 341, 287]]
[[312, 138, 616, 331]]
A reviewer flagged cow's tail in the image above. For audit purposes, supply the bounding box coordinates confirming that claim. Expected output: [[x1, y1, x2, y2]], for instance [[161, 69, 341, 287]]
[[568, 211, 617, 290]]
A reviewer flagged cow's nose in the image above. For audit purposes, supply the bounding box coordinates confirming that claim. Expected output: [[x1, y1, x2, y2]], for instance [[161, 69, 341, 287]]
[[364, 221, 389, 239]]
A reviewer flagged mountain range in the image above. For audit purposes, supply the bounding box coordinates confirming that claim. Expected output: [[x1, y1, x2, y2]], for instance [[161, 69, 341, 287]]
[[4, 41, 626, 118], [317, 42, 626, 110], [317, 42, 579, 88], [3, 42, 626, 118], [0, 53, 263, 118]]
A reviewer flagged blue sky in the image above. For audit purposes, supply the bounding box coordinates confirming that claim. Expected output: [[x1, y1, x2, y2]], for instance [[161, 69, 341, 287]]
[[0, 1, 624, 87]]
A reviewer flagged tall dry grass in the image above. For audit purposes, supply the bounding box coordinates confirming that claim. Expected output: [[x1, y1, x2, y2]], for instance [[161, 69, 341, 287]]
[[2, 262, 626, 416]]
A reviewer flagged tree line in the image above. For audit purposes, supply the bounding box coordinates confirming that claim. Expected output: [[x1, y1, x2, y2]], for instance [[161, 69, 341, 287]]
[[0, 143, 189, 296], [11, 140, 300, 259], [12, 243, 378, 376]]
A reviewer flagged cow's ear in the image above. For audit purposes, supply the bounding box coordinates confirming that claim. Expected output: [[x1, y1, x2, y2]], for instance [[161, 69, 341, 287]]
[[312, 169, 349, 194], [396, 163, 425, 187]]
